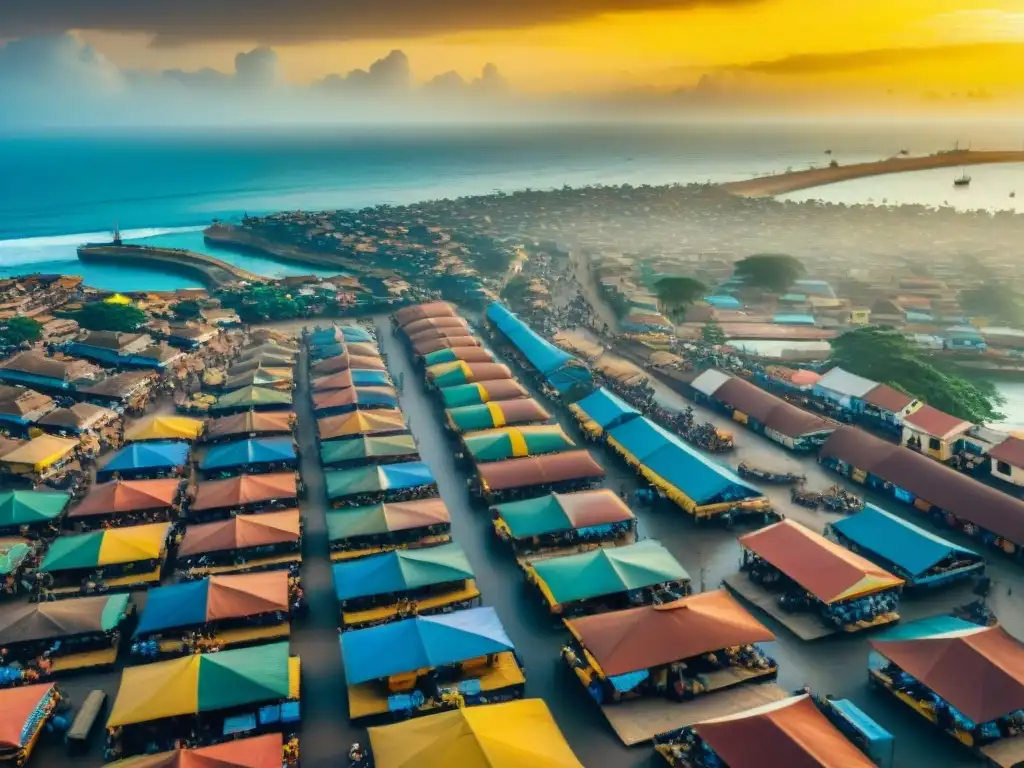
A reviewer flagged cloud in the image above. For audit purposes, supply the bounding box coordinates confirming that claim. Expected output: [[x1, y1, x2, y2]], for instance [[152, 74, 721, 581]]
[[0, 34, 125, 93], [5, 0, 759, 44], [735, 42, 1024, 76], [922, 10, 1024, 43], [312, 50, 412, 91], [235, 46, 279, 88]]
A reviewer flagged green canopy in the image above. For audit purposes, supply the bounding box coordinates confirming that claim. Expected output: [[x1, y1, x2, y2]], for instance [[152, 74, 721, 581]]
[[320, 434, 417, 466], [530, 539, 688, 605], [197, 642, 291, 711], [0, 540, 32, 575], [212, 385, 293, 411], [462, 425, 574, 463], [39, 532, 104, 572], [0, 490, 71, 528], [326, 499, 449, 542], [332, 542, 475, 600]]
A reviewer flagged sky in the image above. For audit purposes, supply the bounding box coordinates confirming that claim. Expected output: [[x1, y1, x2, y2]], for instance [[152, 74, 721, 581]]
[[3, 0, 1024, 126]]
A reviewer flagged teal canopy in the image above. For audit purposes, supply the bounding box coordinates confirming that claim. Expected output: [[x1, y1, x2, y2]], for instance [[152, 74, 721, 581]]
[[332, 542, 474, 600], [0, 490, 70, 528]]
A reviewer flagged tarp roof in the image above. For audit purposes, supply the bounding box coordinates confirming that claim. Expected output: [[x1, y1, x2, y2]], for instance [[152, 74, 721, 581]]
[[820, 426, 1024, 545], [341, 606, 512, 684], [492, 489, 633, 539], [395, 301, 458, 327], [463, 425, 575, 463], [422, 347, 496, 366], [221, 368, 292, 392], [400, 315, 469, 337], [310, 324, 374, 345], [0, 684, 56, 750], [531, 539, 688, 604], [101, 441, 190, 474], [871, 623, 1024, 723], [0, 538, 32, 576], [608, 417, 762, 506], [102, 732, 284, 768], [212, 385, 292, 411], [0, 489, 70, 527], [326, 498, 450, 541], [367, 699, 583, 768], [311, 369, 392, 392], [124, 416, 204, 443], [0, 593, 130, 646], [408, 326, 475, 344], [325, 462, 436, 499], [310, 352, 387, 375], [446, 399, 551, 433], [690, 369, 734, 398], [69, 478, 181, 518], [199, 437, 296, 471], [427, 361, 512, 388], [711, 377, 836, 438], [312, 385, 399, 413], [320, 433, 418, 465], [107, 641, 291, 727], [227, 354, 295, 374], [565, 589, 774, 677], [694, 694, 875, 768], [204, 411, 294, 440], [37, 402, 115, 430], [178, 508, 300, 556], [40, 522, 169, 572], [136, 571, 289, 636], [191, 472, 297, 511], [815, 367, 878, 399], [477, 450, 605, 492], [333, 541, 473, 601], [0, 434, 78, 471], [439, 381, 529, 409], [831, 504, 980, 577], [740, 520, 903, 603], [486, 303, 574, 375], [412, 335, 481, 357], [318, 409, 406, 440], [572, 388, 641, 430]]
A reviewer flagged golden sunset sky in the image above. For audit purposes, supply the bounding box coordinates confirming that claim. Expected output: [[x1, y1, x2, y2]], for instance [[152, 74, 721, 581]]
[[37, 0, 1024, 93]]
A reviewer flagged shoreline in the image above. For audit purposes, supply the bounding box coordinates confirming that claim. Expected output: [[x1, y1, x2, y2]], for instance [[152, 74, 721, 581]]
[[76, 243, 268, 288], [203, 223, 367, 275]]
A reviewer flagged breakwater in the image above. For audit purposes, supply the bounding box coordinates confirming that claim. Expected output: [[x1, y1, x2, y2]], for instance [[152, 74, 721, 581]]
[[203, 224, 362, 274], [720, 149, 1024, 197], [77, 244, 267, 288]]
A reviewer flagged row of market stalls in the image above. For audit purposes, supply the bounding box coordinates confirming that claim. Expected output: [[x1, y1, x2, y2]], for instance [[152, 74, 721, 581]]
[[474, 301, 902, 767]]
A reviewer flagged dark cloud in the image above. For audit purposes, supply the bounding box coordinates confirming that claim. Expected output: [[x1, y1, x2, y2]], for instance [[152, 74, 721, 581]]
[[737, 42, 1024, 75], [312, 50, 412, 91], [5, 0, 759, 44]]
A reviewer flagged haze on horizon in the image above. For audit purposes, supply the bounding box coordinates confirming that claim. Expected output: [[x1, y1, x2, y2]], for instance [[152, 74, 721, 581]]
[[3, 0, 1024, 128]]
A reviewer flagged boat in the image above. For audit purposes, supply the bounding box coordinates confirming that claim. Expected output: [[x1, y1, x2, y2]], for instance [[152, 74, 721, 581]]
[[954, 170, 972, 187], [737, 463, 805, 484]]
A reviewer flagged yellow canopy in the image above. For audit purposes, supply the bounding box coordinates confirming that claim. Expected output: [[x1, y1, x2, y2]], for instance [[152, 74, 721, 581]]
[[125, 416, 204, 442], [108, 655, 201, 726], [100, 523, 170, 565], [0, 434, 78, 472], [104, 293, 133, 305], [367, 699, 583, 768]]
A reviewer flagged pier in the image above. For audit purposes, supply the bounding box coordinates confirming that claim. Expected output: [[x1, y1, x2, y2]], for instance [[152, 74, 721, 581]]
[[77, 244, 268, 288], [720, 149, 1024, 198]]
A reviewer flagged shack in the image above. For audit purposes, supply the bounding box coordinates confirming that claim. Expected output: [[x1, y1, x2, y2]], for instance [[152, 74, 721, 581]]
[[901, 404, 972, 462]]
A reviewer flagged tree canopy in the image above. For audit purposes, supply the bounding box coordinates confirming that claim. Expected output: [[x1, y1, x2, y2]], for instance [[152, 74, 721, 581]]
[[171, 300, 202, 320], [0, 317, 43, 346], [218, 286, 315, 324], [733, 254, 806, 294], [829, 327, 1004, 423], [66, 302, 147, 332], [701, 320, 727, 346], [959, 283, 1024, 326], [655, 276, 706, 321]]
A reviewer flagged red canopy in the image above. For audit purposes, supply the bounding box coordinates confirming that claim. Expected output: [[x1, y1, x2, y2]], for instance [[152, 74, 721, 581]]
[[412, 336, 481, 357], [395, 301, 457, 327], [310, 353, 387, 376], [102, 732, 284, 767], [69, 478, 182, 518], [0, 683, 55, 749], [401, 316, 470, 337], [478, 450, 605, 491], [178, 509, 301, 556], [407, 326, 474, 344], [191, 473, 297, 512]]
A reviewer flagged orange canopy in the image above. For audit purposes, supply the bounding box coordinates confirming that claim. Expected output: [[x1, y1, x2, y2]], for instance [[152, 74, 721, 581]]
[[191, 473, 297, 512], [566, 589, 775, 677], [69, 478, 182, 518], [694, 695, 875, 768], [395, 301, 457, 327], [401, 316, 470, 337], [478, 450, 605, 492], [739, 520, 903, 604], [408, 326, 474, 344], [204, 411, 294, 441], [310, 353, 387, 375], [178, 509, 301, 557], [102, 732, 283, 767], [317, 409, 406, 440], [0, 683, 55, 749], [413, 336, 481, 357]]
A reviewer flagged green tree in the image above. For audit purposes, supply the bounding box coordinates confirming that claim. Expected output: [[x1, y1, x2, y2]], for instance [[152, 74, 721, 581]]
[[67, 302, 147, 332], [0, 316, 43, 346], [702, 320, 727, 346], [220, 286, 308, 324], [959, 283, 1024, 325], [655, 276, 707, 321], [734, 253, 806, 294], [830, 326, 1004, 423], [171, 300, 202, 320]]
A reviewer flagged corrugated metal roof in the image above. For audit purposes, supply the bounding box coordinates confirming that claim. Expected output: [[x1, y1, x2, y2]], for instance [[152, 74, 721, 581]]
[[691, 369, 731, 397], [815, 367, 878, 399]]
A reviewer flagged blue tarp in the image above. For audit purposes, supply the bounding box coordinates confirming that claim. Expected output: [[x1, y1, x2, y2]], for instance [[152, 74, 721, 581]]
[[831, 504, 980, 578], [381, 462, 435, 490], [609, 417, 760, 506], [311, 326, 374, 347], [772, 313, 816, 326], [200, 437, 297, 471], [573, 387, 640, 429], [332, 542, 473, 601], [704, 295, 741, 309], [340, 606, 514, 684], [873, 615, 978, 641], [134, 579, 209, 635], [486, 303, 592, 393], [350, 370, 391, 387], [100, 440, 189, 474]]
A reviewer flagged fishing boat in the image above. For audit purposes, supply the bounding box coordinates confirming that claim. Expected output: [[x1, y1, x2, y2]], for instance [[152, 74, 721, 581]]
[[954, 170, 971, 187]]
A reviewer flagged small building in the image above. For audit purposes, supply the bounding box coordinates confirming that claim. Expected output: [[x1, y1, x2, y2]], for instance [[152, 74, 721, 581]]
[[849, 308, 871, 325], [0, 385, 56, 429], [943, 326, 987, 351], [0, 351, 101, 392], [901, 405, 972, 462], [860, 383, 920, 428], [988, 436, 1024, 487], [812, 367, 878, 412], [67, 331, 185, 369]]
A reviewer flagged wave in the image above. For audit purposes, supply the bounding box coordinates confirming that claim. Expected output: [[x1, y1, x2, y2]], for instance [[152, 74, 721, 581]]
[[0, 225, 205, 250]]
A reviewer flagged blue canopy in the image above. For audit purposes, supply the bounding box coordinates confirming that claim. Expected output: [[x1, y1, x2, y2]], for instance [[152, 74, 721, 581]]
[[381, 462, 435, 490], [609, 417, 760, 506], [704, 295, 741, 309], [200, 437, 297, 471], [311, 325, 374, 347], [831, 504, 981, 578], [573, 388, 640, 429], [350, 370, 391, 387], [134, 579, 209, 635], [100, 440, 189, 474], [332, 541, 474, 600], [340, 606, 514, 684], [873, 615, 978, 641], [486, 303, 592, 393]]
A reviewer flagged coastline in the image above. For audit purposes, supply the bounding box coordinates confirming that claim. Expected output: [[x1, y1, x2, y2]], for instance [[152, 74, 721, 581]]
[[203, 223, 367, 275], [77, 243, 268, 288]]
